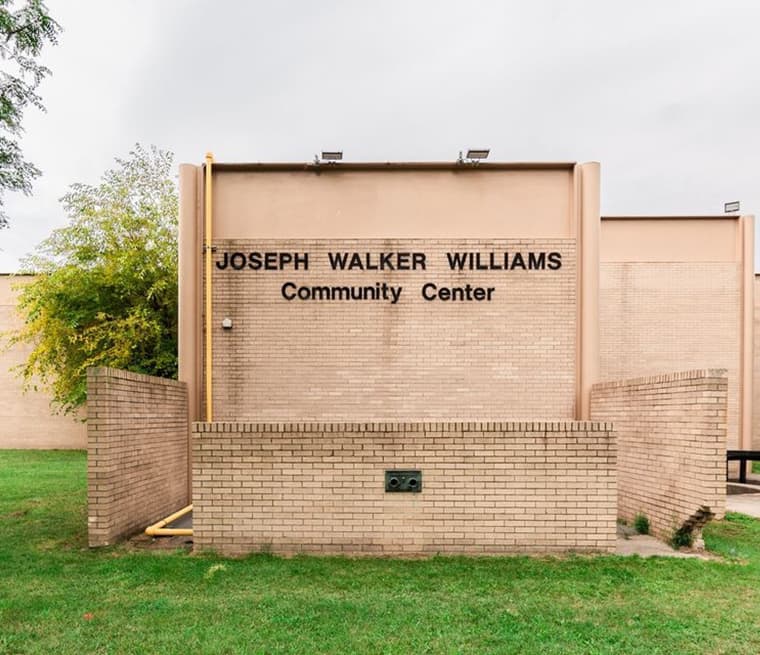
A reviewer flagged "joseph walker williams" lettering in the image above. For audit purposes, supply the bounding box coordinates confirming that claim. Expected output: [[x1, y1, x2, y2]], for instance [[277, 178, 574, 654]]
[[214, 250, 562, 272]]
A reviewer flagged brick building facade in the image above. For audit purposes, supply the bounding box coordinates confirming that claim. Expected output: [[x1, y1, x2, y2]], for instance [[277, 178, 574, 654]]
[[3, 158, 748, 555], [167, 159, 742, 555]]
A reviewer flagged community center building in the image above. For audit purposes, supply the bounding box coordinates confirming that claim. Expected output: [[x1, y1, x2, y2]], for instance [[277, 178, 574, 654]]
[[2, 155, 755, 555]]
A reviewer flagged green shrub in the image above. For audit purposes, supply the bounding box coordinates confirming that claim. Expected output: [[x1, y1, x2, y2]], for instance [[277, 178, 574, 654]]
[[671, 528, 694, 549], [634, 513, 650, 535]]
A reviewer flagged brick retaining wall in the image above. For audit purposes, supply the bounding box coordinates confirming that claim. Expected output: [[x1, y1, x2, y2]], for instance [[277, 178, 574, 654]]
[[192, 421, 616, 556], [590, 369, 727, 540], [87, 367, 189, 547]]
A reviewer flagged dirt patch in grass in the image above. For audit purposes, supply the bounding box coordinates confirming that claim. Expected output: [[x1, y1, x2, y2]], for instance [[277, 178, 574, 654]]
[[126, 531, 194, 552]]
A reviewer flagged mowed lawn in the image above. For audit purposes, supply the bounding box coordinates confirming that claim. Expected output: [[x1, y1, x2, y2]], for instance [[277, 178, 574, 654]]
[[1, 451, 760, 655]]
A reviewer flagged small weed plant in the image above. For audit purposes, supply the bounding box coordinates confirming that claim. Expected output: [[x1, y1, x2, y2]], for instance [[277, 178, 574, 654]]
[[634, 513, 650, 535], [671, 528, 694, 549]]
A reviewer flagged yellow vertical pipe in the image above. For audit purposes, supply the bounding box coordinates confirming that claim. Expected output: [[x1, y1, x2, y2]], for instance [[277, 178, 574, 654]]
[[204, 152, 214, 422]]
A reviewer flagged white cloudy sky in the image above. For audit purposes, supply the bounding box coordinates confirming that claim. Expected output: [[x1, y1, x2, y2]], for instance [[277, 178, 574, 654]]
[[1, 0, 759, 271]]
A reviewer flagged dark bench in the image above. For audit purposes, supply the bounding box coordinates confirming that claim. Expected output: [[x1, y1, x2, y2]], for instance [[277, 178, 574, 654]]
[[726, 450, 760, 484]]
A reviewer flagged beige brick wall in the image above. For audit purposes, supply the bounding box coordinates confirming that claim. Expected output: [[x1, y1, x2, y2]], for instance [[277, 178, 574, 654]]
[[0, 275, 86, 448], [209, 239, 577, 421], [192, 421, 616, 556], [600, 263, 740, 449], [753, 275, 760, 451], [590, 370, 727, 541], [87, 367, 189, 547]]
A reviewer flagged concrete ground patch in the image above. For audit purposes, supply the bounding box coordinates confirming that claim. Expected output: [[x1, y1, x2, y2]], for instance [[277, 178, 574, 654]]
[[727, 480, 760, 518], [616, 533, 713, 559]]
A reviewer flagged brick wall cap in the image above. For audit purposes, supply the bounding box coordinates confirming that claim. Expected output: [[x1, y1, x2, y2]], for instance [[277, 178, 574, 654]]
[[87, 366, 187, 390], [591, 369, 727, 392], [192, 420, 614, 433]]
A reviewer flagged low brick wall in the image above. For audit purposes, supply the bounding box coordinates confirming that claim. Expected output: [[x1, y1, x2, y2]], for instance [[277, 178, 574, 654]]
[[192, 421, 616, 556], [87, 367, 189, 547], [590, 370, 727, 540]]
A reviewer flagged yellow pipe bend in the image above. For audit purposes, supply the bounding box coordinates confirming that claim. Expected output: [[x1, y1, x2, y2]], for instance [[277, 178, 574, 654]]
[[145, 504, 193, 537]]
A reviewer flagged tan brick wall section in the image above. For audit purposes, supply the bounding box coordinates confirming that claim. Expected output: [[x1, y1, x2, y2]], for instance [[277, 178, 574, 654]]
[[208, 239, 577, 421], [87, 367, 189, 547], [600, 263, 740, 449], [590, 370, 727, 541], [0, 275, 86, 448], [753, 275, 760, 451], [192, 421, 616, 556]]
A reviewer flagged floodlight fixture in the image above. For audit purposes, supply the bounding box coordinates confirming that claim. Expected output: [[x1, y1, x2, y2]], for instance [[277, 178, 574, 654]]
[[321, 150, 343, 161], [466, 148, 490, 161], [724, 200, 740, 213]]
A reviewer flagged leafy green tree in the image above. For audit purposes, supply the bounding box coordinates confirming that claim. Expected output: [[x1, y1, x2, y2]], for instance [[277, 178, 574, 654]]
[[9, 145, 178, 412], [0, 0, 60, 228]]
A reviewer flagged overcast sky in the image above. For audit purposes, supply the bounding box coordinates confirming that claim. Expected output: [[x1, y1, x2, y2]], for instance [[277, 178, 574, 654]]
[[1, 0, 759, 271]]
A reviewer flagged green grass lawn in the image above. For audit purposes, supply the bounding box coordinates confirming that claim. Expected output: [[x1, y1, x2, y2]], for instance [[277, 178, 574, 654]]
[[2, 451, 760, 655]]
